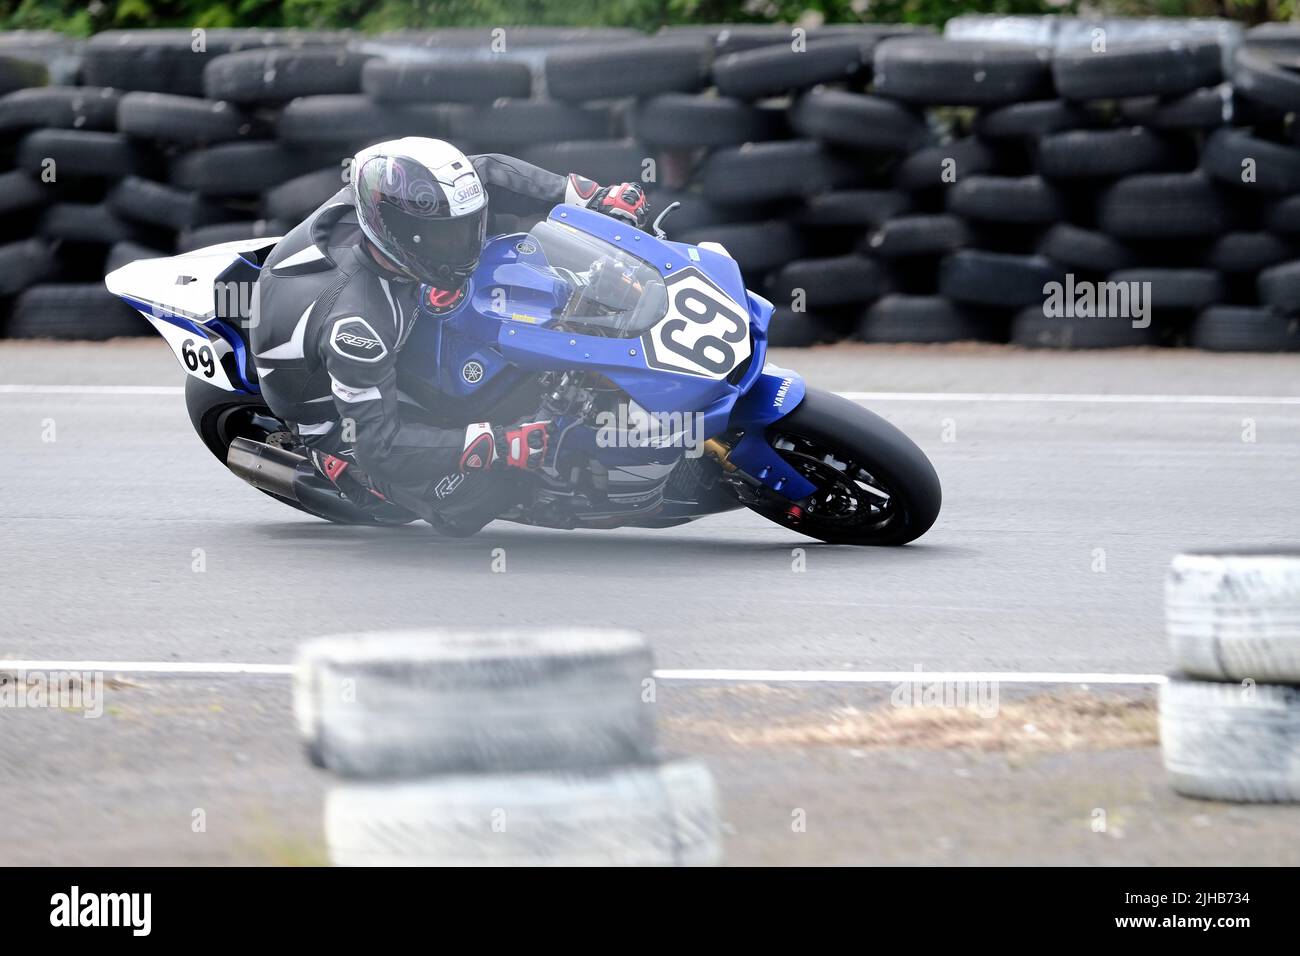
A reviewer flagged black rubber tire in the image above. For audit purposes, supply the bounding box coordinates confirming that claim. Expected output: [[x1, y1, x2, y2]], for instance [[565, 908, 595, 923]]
[[894, 137, 998, 191], [1206, 232, 1293, 273], [520, 139, 645, 186], [82, 28, 303, 96], [1191, 306, 1300, 351], [171, 142, 319, 197], [793, 189, 911, 228], [262, 167, 346, 223], [767, 255, 888, 308], [1233, 46, 1300, 114], [0, 169, 49, 217], [105, 240, 167, 275], [0, 238, 58, 296], [661, 23, 930, 57], [699, 140, 864, 204], [0, 52, 48, 94], [107, 175, 229, 232], [361, 57, 531, 103], [1052, 39, 1222, 101], [1011, 307, 1163, 349], [742, 387, 941, 546], [1036, 127, 1174, 179], [178, 219, 287, 253], [0, 86, 120, 132], [633, 93, 786, 148], [1098, 172, 1232, 239], [789, 89, 925, 153], [640, 188, 752, 234], [677, 220, 808, 276], [858, 294, 1000, 343], [446, 100, 613, 148], [712, 37, 870, 100], [544, 39, 712, 102], [765, 307, 841, 347], [17, 129, 147, 180], [39, 203, 148, 246], [873, 38, 1052, 106], [947, 174, 1064, 224], [974, 99, 1088, 139], [1266, 193, 1300, 236], [116, 91, 264, 144], [8, 283, 148, 340], [939, 250, 1063, 307], [1038, 223, 1138, 273], [276, 94, 445, 148], [1119, 84, 1233, 130], [861, 214, 968, 259], [1110, 268, 1225, 310], [1257, 259, 1300, 312], [204, 47, 372, 103], [1203, 128, 1300, 195]]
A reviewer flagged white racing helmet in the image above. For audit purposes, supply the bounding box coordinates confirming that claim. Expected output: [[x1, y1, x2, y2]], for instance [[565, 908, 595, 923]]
[[350, 137, 488, 287]]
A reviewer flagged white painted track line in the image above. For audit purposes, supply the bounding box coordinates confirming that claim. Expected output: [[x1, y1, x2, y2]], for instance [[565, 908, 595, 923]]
[[1, 383, 1297, 405], [0, 384, 184, 395], [0, 660, 1166, 685], [837, 391, 1300, 406]]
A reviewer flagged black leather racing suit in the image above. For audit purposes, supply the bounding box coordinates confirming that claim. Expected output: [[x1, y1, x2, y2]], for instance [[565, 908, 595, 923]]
[[247, 154, 570, 526]]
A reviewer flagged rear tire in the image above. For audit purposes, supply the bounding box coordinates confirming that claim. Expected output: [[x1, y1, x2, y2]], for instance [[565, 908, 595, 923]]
[[741, 388, 941, 545], [184, 376, 414, 525]]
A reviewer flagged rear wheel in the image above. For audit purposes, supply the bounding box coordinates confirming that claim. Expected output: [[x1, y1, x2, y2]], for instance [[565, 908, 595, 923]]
[[741, 388, 941, 545], [184, 376, 413, 525]]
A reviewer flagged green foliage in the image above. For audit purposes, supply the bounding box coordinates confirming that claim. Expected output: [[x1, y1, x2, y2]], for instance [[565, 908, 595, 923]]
[[0, 0, 1287, 36]]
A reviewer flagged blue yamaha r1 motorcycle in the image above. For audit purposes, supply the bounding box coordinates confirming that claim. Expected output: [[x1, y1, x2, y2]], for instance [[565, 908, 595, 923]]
[[105, 204, 940, 545]]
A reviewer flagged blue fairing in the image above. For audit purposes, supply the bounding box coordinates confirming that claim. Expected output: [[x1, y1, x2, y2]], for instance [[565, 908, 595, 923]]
[[399, 204, 817, 501]]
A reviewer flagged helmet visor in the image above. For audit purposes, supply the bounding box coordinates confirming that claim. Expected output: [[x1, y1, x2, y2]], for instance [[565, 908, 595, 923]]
[[355, 154, 487, 283]]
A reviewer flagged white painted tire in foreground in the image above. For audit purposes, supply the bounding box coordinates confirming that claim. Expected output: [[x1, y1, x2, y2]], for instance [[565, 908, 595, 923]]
[[1160, 676, 1300, 802], [294, 630, 655, 777], [1167, 549, 1300, 682], [325, 760, 721, 866]]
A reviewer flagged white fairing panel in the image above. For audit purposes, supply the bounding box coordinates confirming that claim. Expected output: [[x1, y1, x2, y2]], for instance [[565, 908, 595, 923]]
[[103, 237, 282, 391], [104, 237, 281, 320]]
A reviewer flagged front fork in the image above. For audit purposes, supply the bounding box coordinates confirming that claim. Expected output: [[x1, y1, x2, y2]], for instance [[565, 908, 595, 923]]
[[705, 365, 818, 503]]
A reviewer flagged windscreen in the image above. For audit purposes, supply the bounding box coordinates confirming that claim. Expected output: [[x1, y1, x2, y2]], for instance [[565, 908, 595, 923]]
[[529, 219, 668, 336]]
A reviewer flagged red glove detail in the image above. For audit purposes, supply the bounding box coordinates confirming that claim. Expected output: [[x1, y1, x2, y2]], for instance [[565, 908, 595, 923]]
[[460, 421, 550, 472], [589, 182, 649, 229], [502, 420, 549, 470]]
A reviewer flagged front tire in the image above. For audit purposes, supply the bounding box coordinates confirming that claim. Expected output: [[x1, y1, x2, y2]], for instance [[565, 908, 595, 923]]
[[742, 388, 941, 546]]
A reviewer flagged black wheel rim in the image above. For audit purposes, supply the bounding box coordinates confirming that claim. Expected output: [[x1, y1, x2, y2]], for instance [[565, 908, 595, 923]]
[[769, 433, 901, 534]]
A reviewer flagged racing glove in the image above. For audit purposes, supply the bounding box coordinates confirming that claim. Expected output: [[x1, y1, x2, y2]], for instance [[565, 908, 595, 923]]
[[460, 420, 550, 472], [565, 174, 650, 230]]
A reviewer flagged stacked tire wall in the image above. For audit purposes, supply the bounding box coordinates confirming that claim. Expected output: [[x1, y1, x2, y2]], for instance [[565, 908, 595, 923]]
[[1, 19, 1300, 351]]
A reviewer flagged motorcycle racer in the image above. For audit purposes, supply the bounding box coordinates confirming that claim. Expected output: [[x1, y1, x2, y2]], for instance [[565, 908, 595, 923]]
[[247, 137, 649, 533]]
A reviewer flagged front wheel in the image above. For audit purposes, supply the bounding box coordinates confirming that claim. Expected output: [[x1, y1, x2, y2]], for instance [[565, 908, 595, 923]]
[[740, 388, 941, 546]]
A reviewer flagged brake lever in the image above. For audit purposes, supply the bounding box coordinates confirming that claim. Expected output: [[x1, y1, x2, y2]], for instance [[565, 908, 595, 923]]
[[650, 201, 680, 240]]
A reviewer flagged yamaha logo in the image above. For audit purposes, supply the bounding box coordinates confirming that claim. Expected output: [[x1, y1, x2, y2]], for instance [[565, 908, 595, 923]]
[[461, 360, 485, 384], [515, 239, 538, 255]]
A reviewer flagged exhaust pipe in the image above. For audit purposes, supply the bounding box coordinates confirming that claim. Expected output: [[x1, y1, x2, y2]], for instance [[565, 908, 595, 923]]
[[227, 436, 305, 500]]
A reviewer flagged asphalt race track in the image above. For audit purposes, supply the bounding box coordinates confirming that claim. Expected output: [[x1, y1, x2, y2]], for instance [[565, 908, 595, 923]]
[[3, 340, 1299, 864]]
